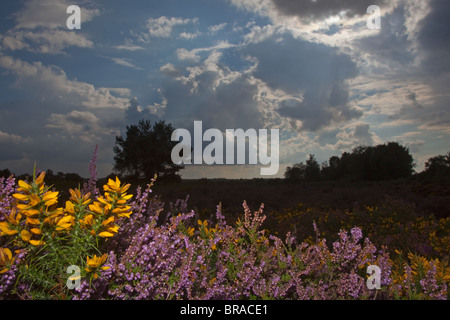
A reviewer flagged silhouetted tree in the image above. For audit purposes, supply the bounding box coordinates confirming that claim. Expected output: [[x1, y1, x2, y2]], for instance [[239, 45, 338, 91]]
[[305, 154, 321, 181], [374, 142, 415, 180], [284, 154, 321, 182], [113, 120, 183, 181], [421, 151, 450, 182], [284, 162, 306, 182]]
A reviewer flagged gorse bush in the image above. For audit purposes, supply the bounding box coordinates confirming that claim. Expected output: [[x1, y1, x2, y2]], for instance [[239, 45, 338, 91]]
[[0, 167, 133, 299], [0, 168, 449, 300]]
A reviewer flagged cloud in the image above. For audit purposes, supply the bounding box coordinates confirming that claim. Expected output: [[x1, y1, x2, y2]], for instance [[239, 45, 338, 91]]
[[0, 55, 129, 110], [0, 130, 32, 144], [108, 57, 141, 70], [335, 123, 382, 149], [0, 53, 129, 171], [144, 16, 199, 38], [12, 0, 99, 30], [351, 2, 432, 77], [0, 29, 94, 54], [176, 48, 201, 62], [270, 0, 387, 21], [113, 39, 145, 51], [208, 22, 228, 33], [0, 0, 99, 55], [160, 63, 183, 77], [176, 40, 236, 62], [241, 31, 361, 131], [149, 51, 270, 132], [179, 32, 201, 40], [416, 0, 450, 74], [46, 110, 100, 142]]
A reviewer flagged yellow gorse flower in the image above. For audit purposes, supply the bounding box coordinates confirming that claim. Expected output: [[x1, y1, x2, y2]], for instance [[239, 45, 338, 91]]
[[198, 219, 208, 228], [0, 247, 14, 274], [55, 215, 75, 231], [0, 208, 21, 236], [69, 188, 91, 205], [4, 171, 78, 247], [87, 177, 133, 238], [103, 177, 131, 194], [10, 172, 61, 246], [85, 253, 110, 279]]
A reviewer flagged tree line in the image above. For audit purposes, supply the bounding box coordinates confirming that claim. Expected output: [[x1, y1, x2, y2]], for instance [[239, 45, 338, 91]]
[[285, 142, 450, 182]]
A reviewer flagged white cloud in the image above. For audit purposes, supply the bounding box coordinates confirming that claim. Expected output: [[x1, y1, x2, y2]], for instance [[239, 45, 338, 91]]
[[12, 0, 99, 30], [208, 22, 227, 33], [160, 63, 182, 77], [146, 91, 168, 117], [108, 57, 141, 70], [176, 48, 201, 62], [114, 44, 145, 51], [145, 16, 199, 38], [176, 40, 236, 62], [0, 0, 99, 54], [348, 75, 434, 118], [179, 32, 200, 40], [114, 39, 145, 51], [1, 29, 93, 54], [46, 110, 100, 142], [174, 50, 242, 94]]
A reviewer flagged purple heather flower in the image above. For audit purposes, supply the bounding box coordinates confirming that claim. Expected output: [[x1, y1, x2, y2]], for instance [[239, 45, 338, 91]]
[[83, 144, 99, 198], [0, 175, 16, 220]]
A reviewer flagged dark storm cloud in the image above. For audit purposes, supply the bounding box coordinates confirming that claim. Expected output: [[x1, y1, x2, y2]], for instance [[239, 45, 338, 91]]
[[417, 0, 450, 74], [270, 0, 386, 21], [355, 4, 415, 68], [241, 32, 361, 131], [390, 0, 450, 133], [242, 33, 357, 94]]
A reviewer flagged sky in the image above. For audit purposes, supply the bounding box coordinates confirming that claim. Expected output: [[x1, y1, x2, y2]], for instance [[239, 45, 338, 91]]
[[0, 0, 449, 179]]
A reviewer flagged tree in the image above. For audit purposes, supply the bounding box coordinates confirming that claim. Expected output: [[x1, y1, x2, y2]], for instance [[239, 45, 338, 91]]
[[284, 154, 321, 182], [323, 142, 414, 181], [113, 120, 184, 181], [304, 154, 321, 181], [284, 162, 306, 182], [374, 142, 415, 180], [421, 151, 450, 182], [322, 155, 340, 180]]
